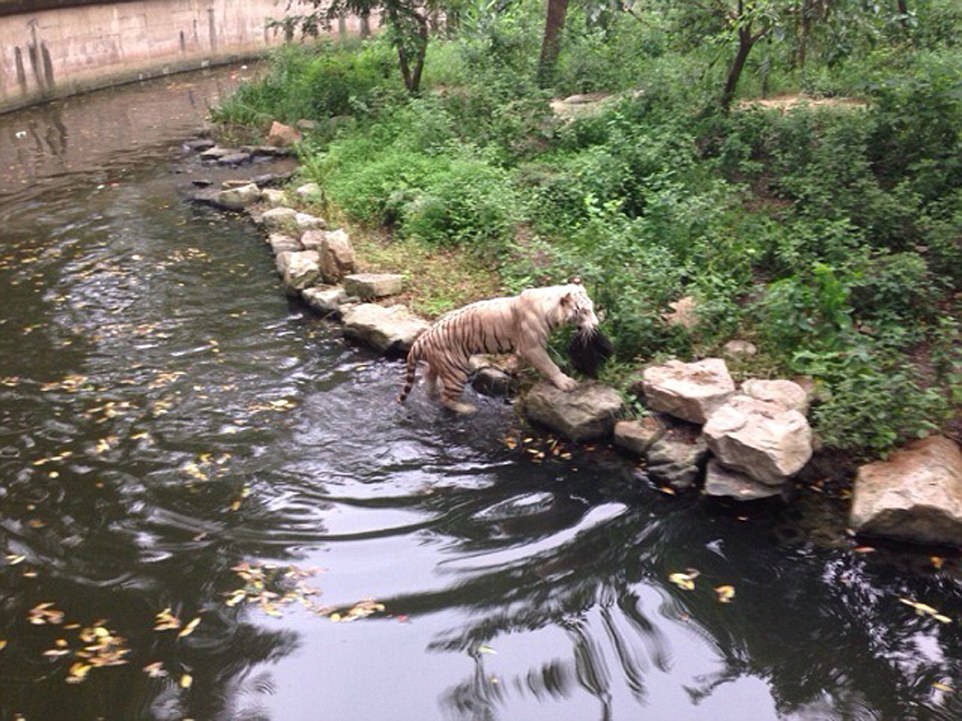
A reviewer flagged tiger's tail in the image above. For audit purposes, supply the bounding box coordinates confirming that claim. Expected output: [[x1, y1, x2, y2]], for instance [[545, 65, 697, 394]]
[[397, 346, 419, 403]]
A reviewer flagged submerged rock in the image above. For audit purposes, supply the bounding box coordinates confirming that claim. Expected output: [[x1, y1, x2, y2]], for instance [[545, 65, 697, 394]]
[[522, 381, 623, 442], [641, 358, 735, 424], [850, 435, 962, 546], [214, 183, 261, 211], [704, 459, 786, 501], [645, 431, 709, 490], [469, 356, 518, 397], [342, 304, 429, 354]]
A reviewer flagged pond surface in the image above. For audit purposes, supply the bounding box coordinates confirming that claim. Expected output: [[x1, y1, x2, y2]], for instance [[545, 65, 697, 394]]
[[1, 67, 962, 721]]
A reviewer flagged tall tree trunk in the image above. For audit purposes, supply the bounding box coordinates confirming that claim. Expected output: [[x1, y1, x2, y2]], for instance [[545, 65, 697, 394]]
[[359, 8, 371, 38], [537, 0, 570, 88], [388, 5, 428, 93], [721, 25, 756, 111]]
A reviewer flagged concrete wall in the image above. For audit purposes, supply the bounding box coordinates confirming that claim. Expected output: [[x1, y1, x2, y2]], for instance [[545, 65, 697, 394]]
[[0, 1, 345, 113]]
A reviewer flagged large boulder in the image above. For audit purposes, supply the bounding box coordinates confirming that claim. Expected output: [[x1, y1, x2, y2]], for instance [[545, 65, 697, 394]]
[[282, 251, 321, 293], [259, 207, 299, 233], [268, 232, 303, 255], [267, 120, 301, 147], [641, 358, 735, 424], [342, 304, 429, 354], [849, 436, 962, 546], [316, 229, 356, 283], [523, 381, 624, 442], [302, 285, 348, 316], [741, 378, 810, 414], [703, 394, 813, 486]]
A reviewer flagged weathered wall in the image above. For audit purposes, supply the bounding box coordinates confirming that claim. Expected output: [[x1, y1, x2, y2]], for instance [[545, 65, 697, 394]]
[[0, 1, 321, 113]]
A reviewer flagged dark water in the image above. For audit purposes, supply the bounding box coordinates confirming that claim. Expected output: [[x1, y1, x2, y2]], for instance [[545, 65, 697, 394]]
[[2, 67, 962, 721]]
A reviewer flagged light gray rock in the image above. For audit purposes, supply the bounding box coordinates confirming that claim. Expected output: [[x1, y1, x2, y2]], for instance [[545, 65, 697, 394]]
[[295, 182, 323, 202], [613, 417, 666, 456], [703, 394, 813, 486], [296, 212, 326, 231], [741, 378, 810, 414], [282, 251, 321, 293], [342, 304, 429, 354], [663, 295, 698, 330], [522, 381, 624, 442], [199, 146, 236, 160], [641, 358, 735, 424], [645, 433, 709, 490], [723, 339, 758, 359], [704, 459, 785, 501], [217, 152, 253, 166], [214, 183, 261, 211], [318, 229, 356, 283], [343, 273, 404, 300], [275, 250, 293, 276], [261, 188, 289, 208], [268, 232, 303, 255], [302, 285, 348, 316], [850, 436, 962, 546], [259, 207, 299, 233]]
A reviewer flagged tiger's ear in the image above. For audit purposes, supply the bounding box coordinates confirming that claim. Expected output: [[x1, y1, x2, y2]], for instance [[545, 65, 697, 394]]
[[560, 291, 574, 308]]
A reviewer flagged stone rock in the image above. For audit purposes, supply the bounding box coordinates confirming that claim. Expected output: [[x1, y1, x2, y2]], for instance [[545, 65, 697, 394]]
[[317, 229, 356, 283], [741, 378, 810, 414], [295, 182, 323, 202], [469, 356, 518, 397], [275, 251, 293, 276], [645, 432, 709, 490], [342, 304, 429, 354], [258, 207, 299, 233], [704, 459, 786, 501], [850, 436, 962, 546], [246, 144, 294, 157], [267, 120, 301, 147], [723, 339, 758, 359], [199, 146, 236, 160], [268, 233, 303, 255], [302, 285, 348, 316], [296, 119, 318, 131], [641, 358, 735, 424], [191, 178, 214, 187], [522, 381, 624, 442], [296, 212, 326, 231], [216, 152, 252, 166], [664, 295, 698, 330], [282, 251, 321, 293], [613, 417, 666, 456], [185, 138, 216, 152], [343, 273, 404, 300], [213, 183, 261, 211], [703, 394, 813, 486], [260, 189, 289, 208]]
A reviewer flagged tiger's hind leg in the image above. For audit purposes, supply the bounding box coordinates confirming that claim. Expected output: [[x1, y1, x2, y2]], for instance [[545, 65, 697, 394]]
[[439, 371, 476, 414], [424, 364, 441, 399]]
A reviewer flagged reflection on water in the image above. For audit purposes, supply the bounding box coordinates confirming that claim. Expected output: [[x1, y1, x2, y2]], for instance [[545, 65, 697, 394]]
[[1, 67, 962, 721]]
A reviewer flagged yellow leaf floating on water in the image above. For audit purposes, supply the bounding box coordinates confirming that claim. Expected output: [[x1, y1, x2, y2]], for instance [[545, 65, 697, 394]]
[[154, 608, 181, 631], [477, 645, 497, 655], [67, 662, 92, 684], [0, 640, 7, 651], [143, 661, 167, 678], [715, 585, 736, 603], [668, 569, 699, 591], [6, 554, 25, 566], [28, 602, 65, 625], [180, 673, 193, 689], [900, 597, 952, 623], [933, 682, 954, 693], [178, 618, 201, 638]]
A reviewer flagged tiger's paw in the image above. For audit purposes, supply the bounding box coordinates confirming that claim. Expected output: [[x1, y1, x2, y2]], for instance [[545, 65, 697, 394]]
[[552, 374, 578, 392], [443, 399, 478, 415]]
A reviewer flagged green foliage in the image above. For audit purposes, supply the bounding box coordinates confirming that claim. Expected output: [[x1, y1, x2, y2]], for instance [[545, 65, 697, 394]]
[[217, 0, 962, 455]]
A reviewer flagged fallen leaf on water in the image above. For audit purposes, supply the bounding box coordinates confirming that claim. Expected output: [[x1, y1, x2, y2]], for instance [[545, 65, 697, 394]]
[[143, 661, 167, 678], [6, 554, 25, 565], [900, 597, 952, 623], [154, 608, 181, 631], [715, 585, 736, 603], [931, 556, 945, 569], [66, 662, 91, 684], [0, 640, 7, 651], [178, 618, 201, 638], [28, 602, 65, 625], [180, 673, 193, 689], [853, 546, 876, 554], [669, 569, 699, 591], [933, 681, 954, 693], [477, 645, 497, 655]]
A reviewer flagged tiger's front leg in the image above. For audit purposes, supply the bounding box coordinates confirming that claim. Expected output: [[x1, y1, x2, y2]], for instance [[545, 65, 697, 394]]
[[519, 344, 578, 391]]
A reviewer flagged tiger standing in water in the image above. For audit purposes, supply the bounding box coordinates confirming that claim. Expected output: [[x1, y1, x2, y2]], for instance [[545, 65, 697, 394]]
[[398, 283, 600, 414]]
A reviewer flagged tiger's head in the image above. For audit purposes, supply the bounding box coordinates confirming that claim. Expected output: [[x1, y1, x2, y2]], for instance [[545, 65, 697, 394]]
[[559, 283, 599, 332]]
